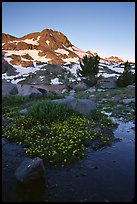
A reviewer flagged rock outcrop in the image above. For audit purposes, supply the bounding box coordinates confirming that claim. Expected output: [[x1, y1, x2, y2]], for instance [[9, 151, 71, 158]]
[[2, 58, 17, 75], [16, 84, 43, 97], [104, 56, 124, 64], [52, 98, 96, 116], [2, 80, 18, 96], [2, 28, 95, 66], [14, 157, 45, 184], [97, 77, 117, 89], [120, 98, 135, 105]]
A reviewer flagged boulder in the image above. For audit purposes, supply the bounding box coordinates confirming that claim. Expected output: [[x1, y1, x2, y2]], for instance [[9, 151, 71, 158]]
[[97, 77, 117, 89], [14, 157, 45, 184], [9, 86, 18, 95], [2, 80, 18, 96], [16, 84, 42, 97], [85, 87, 96, 93], [19, 108, 28, 115], [121, 98, 135, 105], [73, 82, 88, 90], [52, 98, 96, 116], [127, 85, 135, 88]]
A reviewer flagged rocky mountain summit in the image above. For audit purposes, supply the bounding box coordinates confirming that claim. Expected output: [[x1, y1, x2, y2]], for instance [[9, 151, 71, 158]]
[[104, 56, 124, 64], [2, 28, 96, 66], [2, 28, 126, 67]]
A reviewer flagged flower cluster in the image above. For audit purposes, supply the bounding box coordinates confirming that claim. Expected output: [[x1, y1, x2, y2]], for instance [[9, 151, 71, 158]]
[[2, 97, 116, 166]]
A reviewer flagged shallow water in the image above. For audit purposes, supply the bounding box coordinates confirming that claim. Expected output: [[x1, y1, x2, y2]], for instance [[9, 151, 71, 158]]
[[2, 118, 135, 202]]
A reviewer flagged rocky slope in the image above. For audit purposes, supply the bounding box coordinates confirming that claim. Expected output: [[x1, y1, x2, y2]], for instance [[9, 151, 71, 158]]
[[2, 28, 97, 66], [2, 28, 135, 85]]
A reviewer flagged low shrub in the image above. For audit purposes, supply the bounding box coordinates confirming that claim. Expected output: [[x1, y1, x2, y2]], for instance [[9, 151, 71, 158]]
[[2, 95, 30, 107], [27, 100, 81, 123]]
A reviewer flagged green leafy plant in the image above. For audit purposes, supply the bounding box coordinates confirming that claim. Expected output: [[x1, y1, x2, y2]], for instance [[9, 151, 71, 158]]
[[27, 100, 81, 123], [2, 95, 30, 107]]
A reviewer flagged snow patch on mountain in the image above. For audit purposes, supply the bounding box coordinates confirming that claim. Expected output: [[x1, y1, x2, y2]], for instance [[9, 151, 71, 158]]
[[4, 50, 52, 63], [51, 78, 63, 85], [108, 66, 124, 73], [97, 73, 120, 78], [55, 48, 69, 55], [67, 46, 90, 58], [23, 38, 39, 45], [2, 63, 48, 84], [62, 57, 79, 63], [46, 40, 50, 45]]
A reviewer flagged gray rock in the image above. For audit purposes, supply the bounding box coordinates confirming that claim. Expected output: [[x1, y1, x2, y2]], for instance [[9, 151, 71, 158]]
[[73, 82, 88, 90], [16, 84, 42, 97], [110, 117, 117, 124], [69, 90, 75, 97], [85, 87, 96, 93], [121, 98, 135, 104], [19, 108, 28, 115], [97, 89, 105, 92], [2, 80, 18, 96], [9, 86, 18, 95], [52, 98, 96, 116], [97, 77, 117, 89], [15, 157, 45, 184], [127, 85, 135, 88]]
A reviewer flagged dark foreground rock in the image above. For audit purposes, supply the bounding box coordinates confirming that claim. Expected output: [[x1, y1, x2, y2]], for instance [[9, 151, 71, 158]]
[[14, 157, 45, 184]]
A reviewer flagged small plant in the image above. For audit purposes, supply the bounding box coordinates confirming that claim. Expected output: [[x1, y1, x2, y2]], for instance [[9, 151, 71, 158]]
[[87, 109, 113, 126], [27, 100, 81, 123], [2, 95, 30, 107]]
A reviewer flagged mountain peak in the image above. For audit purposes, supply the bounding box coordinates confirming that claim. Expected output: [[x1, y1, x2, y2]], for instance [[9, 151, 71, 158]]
[[104, 56, 124, 63], [2, 28, 125, 67], [2, 28, 95, 66]]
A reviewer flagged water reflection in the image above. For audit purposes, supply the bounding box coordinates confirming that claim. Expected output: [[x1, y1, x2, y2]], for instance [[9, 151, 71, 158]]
[[16, 178, 46, 202]]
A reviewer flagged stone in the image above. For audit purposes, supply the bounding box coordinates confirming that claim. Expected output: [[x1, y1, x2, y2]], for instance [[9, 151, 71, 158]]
[[97, 77, 117, 89], [121, 98, 135, 105], [127, 85, 135, 88], [16, 84, 43, 97], [2, 80, 18, 97], [110, 117, 117, 124], [73, 82, 88, 90], [19, 108, 28, 115], [52, 98, 96, 116], [85, 87, 96, 93], [15, 157, 45, 184], [9, 86, 18, 95]]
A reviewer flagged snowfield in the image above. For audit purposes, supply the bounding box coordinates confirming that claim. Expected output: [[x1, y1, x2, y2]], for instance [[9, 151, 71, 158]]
[[2, 55, 135, 84], [51, 78, 63, 85], [4, 50, 52, 63]]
